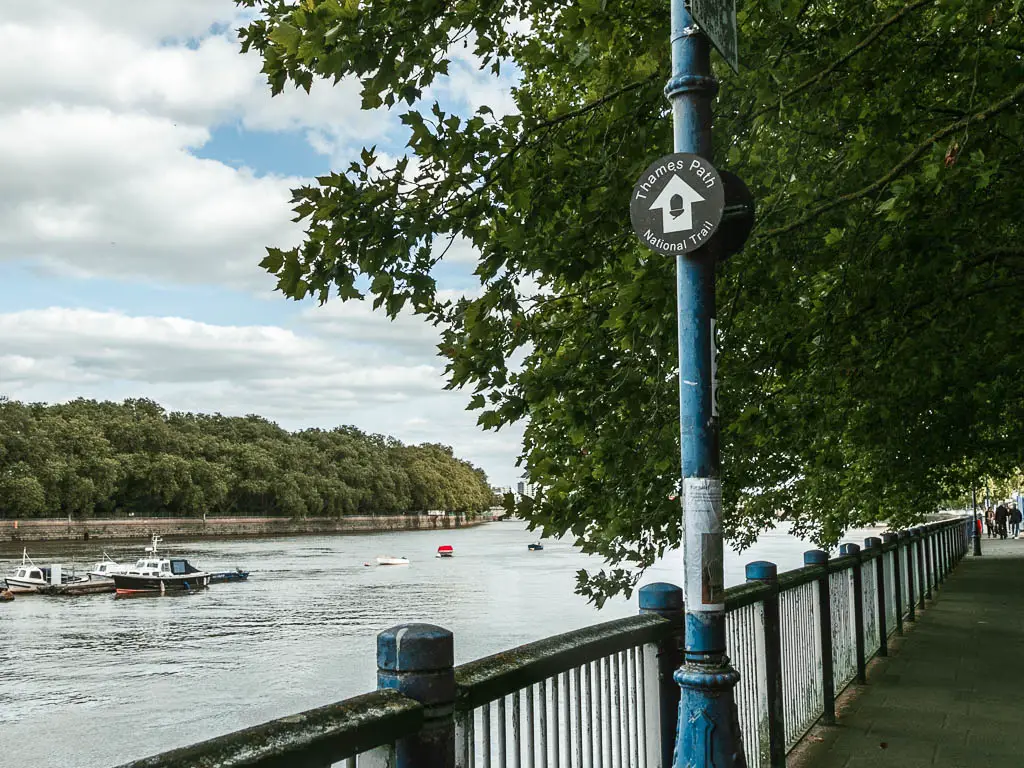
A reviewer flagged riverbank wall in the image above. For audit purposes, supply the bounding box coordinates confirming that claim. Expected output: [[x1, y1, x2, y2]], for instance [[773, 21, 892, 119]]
[[0, 513, 504, 543]]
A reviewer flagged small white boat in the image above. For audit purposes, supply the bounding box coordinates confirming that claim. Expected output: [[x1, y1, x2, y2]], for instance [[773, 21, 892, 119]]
[[5, 550, 89, 594], [376, 556, 410, 566], [89, 554, 130, 579], [5, 557, 46, 593]]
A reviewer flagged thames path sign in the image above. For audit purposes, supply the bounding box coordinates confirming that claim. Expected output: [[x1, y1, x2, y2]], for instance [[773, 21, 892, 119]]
[[629, 153, 726, 256]]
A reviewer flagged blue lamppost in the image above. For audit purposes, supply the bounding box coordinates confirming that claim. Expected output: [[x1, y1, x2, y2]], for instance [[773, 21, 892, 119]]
[[629, 0, 749, 761], [666, 1, 746, 766]]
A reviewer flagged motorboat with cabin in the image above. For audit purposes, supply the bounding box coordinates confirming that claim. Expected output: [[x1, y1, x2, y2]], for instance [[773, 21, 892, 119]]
[[111, 535, 211, 595], [5, 554, 48, 593], [4, 550, 90, 594], [89, 553, 130, 580], [436, 545, 454, 558]]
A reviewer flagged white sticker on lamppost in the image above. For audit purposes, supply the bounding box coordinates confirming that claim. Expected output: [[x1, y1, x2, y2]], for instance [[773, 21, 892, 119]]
[[630, 153, 725, 256], [683, 477, 724, 611]]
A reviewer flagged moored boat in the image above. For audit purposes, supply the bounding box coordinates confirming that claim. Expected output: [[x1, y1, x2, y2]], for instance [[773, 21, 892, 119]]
[[89, 554, 130, 579], [376, 556, 410, 565], [5, 550, 90, 593], [209, 569, 250, 584], [112, 536, 210, 595], [527, 542, 544, 551], [436, 545, 454, 558]]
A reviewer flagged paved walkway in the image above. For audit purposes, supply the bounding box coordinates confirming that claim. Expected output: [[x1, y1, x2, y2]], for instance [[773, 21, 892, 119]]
[[794, 536, 1024, 767]]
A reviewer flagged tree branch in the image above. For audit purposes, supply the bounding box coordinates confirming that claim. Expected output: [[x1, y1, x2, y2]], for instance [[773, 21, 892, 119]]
[[750, 0, 936, 121], [758, 81, 1024, 240]]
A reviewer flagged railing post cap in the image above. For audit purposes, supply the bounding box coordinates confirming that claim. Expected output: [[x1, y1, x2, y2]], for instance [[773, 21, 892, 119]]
[[804, 549, 829, 565], [377, 623, 454, 671], [638, 581, 683, 611], [745, 560, 778, 580], [911, 526, 924, 536], [897, 530, 911, 540], [881, 532, 898, 543], [864, 536, 882, 548], [840, 542, 861, 555]]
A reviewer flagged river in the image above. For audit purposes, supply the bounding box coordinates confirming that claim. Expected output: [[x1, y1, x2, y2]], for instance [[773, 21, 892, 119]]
[[0, 520, 887, 767]]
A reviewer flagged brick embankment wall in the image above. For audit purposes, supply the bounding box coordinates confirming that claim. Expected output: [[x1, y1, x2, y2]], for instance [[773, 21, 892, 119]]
[[0, 513, 502, 543]]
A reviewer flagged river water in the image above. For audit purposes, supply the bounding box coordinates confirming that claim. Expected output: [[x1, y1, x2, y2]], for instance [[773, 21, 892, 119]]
[[0, 520, 886, 767]]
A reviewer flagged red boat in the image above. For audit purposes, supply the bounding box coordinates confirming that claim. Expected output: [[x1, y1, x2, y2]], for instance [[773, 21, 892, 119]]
[[436, 545, 454, 558]]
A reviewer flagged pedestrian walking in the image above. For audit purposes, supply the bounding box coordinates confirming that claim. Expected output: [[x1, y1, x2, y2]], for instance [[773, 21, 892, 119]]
[[1011, 504, 1022, 538], [996, 503, 1009, 539], [986, 507, 995, 538]]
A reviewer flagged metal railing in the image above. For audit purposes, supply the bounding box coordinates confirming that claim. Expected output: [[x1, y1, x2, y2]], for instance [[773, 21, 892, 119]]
[[115, 518, 970, 768]]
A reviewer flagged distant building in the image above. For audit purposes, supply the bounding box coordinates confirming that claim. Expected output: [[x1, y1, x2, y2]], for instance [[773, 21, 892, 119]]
[[514, 481, 539, 503]]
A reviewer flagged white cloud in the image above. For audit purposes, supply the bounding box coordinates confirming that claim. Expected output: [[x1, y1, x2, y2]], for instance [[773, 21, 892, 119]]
[[300, 302, 442, 362], [0, 1, 246, 40], [0, 307, 522, 482], [0, 105, 303, 289], [436, 235, 481, 265], [0, 3, 522, 288], [0, 13, 391, 148]]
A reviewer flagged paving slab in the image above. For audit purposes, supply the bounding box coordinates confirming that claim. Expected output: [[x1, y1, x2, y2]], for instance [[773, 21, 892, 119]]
[[792, 536, 1024, 768]]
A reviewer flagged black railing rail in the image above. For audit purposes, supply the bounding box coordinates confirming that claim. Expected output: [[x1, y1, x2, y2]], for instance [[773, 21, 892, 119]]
[[115, 517, 971, 768]]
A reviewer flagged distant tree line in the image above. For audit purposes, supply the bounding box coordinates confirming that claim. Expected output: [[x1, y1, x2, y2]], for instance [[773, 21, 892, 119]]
[[0, 397, 496, 519]]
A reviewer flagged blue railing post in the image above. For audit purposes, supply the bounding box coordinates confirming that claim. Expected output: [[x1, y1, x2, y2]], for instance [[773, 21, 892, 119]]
[[924, 526, 934, 599], [913, 527, 926, 609], [805, 550, 835, 725], [937, 524, 945, 581], [938, 525, 947, 580], [840, 543, 866, 684], [901, 531, 916, 622], [639, 582, 684, 768], [377, 623, 455, 767], [865, 537, 887, 657], [745, 562, 784, 767], [883, 532, 902, 636], [665, 0, 745, 764], [948, 521, 954, 566]]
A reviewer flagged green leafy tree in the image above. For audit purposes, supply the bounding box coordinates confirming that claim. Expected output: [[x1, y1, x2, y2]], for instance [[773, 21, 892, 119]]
[[0, 397, 492, 520], [236, 0, 1024, 601]]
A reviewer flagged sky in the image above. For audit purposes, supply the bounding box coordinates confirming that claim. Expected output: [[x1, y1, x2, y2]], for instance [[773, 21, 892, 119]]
[[0, 1, 524, 486]]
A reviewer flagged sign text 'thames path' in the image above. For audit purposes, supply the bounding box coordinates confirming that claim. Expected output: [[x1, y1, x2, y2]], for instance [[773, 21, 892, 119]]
[[630, 153, 725, 256]]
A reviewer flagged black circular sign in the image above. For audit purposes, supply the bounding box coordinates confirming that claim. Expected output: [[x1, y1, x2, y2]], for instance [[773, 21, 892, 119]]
[[629, 153, 726, 256]]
